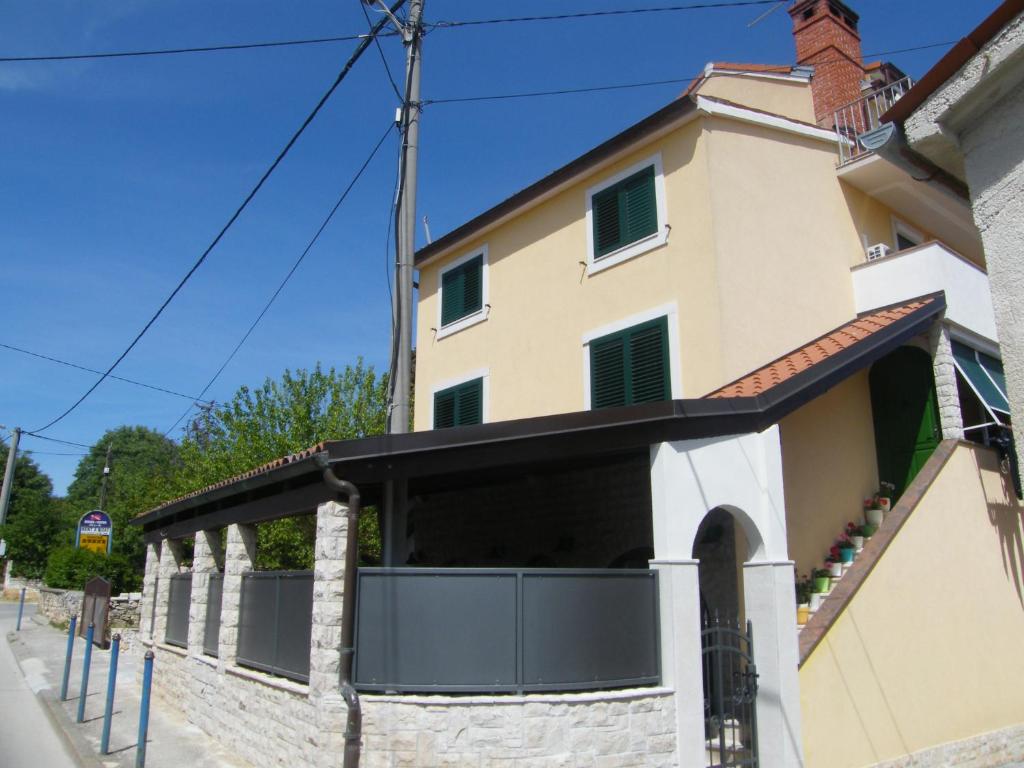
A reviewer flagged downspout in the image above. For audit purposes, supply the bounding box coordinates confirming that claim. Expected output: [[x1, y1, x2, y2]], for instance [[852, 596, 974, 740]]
[[857, 122, 970, 201], [318, 458, 363, 768]]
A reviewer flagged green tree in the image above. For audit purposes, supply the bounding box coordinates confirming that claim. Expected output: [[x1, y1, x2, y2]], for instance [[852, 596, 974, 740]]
[[65, 426, 181, 584], [174, 361, 387, 569], [0, 448, 61, 579]]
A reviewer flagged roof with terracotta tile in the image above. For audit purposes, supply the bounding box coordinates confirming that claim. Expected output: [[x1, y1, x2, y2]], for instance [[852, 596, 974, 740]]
[[706, 297, 937, 399]]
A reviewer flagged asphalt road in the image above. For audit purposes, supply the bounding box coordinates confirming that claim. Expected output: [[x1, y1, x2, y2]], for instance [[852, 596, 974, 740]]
[[0, 601, 78, 768]]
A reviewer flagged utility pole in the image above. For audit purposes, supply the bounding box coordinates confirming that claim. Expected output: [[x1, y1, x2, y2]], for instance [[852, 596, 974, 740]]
[[98, 443, 113, 511], [387, 0, 424, 435], [0, 427, 21, 526]]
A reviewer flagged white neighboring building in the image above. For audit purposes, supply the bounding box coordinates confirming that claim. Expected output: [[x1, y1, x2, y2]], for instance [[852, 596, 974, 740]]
[[884, 0, 1024, 491]]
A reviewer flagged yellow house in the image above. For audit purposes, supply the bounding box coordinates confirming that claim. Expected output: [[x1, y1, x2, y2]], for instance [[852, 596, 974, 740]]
[[130, 3, 1023, 768]]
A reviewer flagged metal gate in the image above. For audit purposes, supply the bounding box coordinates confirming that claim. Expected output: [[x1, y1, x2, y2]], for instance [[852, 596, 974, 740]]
[[78, 576, 111, 648], [702, 617, 758, 768]]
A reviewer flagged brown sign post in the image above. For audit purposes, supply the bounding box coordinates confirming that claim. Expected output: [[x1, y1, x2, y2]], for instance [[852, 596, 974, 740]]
[[79, 576, 112, 648]]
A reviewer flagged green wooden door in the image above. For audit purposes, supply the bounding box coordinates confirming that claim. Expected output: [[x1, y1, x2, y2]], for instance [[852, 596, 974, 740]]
[[869, 346, 942, 501]]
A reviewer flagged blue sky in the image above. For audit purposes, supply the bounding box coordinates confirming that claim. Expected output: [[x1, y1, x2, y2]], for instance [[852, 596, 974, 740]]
[[0, 0, 992, 494]]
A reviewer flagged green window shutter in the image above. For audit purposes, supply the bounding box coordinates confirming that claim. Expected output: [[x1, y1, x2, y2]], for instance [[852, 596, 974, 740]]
[[440, 254, 484, 327], [434, 390, 457, 429], [591, 334, 627, 409], [434, 378, 484, 428], [590, 317, 669, 409], [592, 165, 657, 259]]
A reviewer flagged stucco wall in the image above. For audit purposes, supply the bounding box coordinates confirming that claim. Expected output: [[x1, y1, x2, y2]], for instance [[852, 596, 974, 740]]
[[838, 182, 943, 266], [799, 442, 1024, 768], [961, 78, 1024, 494], [780, 370, 879, 577], [693, 73, 816, 123], [414, 102, 867, 430]]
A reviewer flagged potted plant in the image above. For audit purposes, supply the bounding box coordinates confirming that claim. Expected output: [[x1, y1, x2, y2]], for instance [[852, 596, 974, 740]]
[[859, 522, 878, 540], [826, 549, 843, 578], [837, 535, 856, 564], [864, 496, 884, 527], [847, 521, 864, 552], [796, 576, 811, 624], [812, 567, 831, 594], [878, 481, 894, 513]]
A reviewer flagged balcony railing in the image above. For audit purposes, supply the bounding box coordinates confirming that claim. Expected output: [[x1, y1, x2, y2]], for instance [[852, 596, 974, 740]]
[[834, 76, 914, 165]]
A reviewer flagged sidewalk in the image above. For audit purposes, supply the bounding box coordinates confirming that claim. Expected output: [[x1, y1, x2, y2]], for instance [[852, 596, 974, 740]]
[[5, 609, 250, 768]]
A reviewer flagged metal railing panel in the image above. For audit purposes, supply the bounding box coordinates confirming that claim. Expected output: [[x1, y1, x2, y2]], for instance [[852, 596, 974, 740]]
[[521, 571, 659, 690], [833, 76, 914, 165], [354, 568, 659, 694], [237, 571, 313, 683], [355, 570, 519, 691], [203, 574, 223, 657], [165, 573, 192, 648]]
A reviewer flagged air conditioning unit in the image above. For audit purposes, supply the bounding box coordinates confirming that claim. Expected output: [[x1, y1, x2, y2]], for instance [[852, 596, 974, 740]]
[[866, 243, 890, 262]]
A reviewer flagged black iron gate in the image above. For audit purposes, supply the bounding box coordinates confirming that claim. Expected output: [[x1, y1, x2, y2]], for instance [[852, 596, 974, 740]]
[[701, 616, 759, 768]]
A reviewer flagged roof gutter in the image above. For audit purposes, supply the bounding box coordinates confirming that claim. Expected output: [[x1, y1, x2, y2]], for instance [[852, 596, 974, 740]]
[[317, 456, 363, 768], [857, 122, 970, 201]]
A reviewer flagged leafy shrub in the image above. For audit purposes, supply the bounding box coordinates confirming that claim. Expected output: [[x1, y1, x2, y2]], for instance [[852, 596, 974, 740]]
[[44, 546, 141, 594]]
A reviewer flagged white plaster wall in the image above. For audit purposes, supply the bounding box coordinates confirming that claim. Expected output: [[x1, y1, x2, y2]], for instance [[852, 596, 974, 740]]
[[850, 242, 998, 343], [961, 78, 1024, 492], [650, 425, 789, 562]]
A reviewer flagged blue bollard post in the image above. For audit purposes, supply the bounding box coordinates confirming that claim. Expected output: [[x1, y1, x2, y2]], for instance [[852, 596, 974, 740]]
[[135, 651, 154, 768], [60, 616, 78, 701], [100, 633, 120, 754], [76, 623, 94, 723], [15, 587, 25, 630]]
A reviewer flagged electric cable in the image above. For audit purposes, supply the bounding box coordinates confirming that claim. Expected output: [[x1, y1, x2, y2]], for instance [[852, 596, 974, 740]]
[[20, 433, 93, 449], [0, 341, 212, 404], [164, 121, 398, 438], [29, 0, 408, 436], [429, 1, 785, 28], [423, 41, 957, 105], [361, 1, 404, 101], [0, 33, 399, 63]]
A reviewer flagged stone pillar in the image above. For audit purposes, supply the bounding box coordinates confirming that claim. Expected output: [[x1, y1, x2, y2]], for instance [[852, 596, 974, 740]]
[[187, 530, 221, 657], [743, 561, 805, 768], [930, 322, 964, 439], [219, 523, 256, 668], [650, 559, 706, 768], [139, 541, 161, 643], [153, 539, 183, 646]]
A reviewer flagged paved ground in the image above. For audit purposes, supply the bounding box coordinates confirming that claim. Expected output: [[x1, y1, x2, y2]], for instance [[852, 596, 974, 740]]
[[2, 599, 250, 768]]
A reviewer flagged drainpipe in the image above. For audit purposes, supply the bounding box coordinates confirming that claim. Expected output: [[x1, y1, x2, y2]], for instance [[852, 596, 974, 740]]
[[318, 459, 363, 768], [857, 122, 970, 201]]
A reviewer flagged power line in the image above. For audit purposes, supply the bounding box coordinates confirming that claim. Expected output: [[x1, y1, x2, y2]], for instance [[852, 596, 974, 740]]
[[29, 0, 408, 436], [21, 433, 93, 449], [362, 1, 404, 102], [0, 33, 395, 63], [429, 1, 783, 28], [423, 41, 958, 105], [21, 449, 90, 457], [164, 121, 398, 439], [0, 341, 212, 404]]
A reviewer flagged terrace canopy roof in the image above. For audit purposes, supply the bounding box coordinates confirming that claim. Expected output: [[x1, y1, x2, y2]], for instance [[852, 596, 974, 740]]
[[133, 293, 944, 543]]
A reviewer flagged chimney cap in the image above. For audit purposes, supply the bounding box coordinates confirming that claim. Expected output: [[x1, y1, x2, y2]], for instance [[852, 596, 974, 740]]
[[788, 0, 860, 28]]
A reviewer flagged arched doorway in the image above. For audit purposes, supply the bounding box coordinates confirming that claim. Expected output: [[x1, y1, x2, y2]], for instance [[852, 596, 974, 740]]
[[870, 346, 942, 500], [694, 508, 758, 767]]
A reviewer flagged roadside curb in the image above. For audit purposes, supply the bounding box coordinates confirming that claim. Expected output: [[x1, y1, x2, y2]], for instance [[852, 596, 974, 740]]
[[6, 630, 106, 768]]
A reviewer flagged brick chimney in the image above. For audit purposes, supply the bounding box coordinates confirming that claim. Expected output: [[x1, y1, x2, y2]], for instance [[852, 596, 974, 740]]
[[789, 0, 866, 128]]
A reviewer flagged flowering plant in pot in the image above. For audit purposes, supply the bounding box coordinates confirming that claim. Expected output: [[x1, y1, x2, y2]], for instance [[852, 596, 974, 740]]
[[864, 496, 884, 527], [878, 481, 895, 511], [826, 549, 843, 577], [836, 535, 856, 563], [796, 576, 812, 624], [846, 521, 865, 552], [812, 567, 831, 594], [859, 522, 878, 539]]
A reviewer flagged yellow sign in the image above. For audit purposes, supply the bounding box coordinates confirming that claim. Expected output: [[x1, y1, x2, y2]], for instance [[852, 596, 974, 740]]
[[79, 534, 110, 554]]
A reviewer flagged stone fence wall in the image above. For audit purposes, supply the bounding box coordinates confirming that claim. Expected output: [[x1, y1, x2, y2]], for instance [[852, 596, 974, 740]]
[[138, 502, 681, 768], [2, 561, 45, 600], [37, 587, 141, 628]]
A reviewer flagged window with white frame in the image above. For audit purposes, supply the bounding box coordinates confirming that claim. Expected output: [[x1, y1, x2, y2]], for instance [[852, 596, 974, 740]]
[[437, 246, 488, 338], [586, 155, 668, 273], [892, 218, 924, 252]]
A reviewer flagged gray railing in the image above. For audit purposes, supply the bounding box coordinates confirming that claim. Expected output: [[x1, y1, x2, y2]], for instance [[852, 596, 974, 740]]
[[354, 568, 660, 694], [237, 571, 313, 683], [203, 574, 223, 657], [165, 573, 192, 648], [834, 76, 914, 165]]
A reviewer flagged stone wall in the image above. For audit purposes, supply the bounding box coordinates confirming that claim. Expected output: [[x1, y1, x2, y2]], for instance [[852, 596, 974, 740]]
[[36, 587, 141, 628], [2, 561, 45, 600], [872, 724, 1024, 768]]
